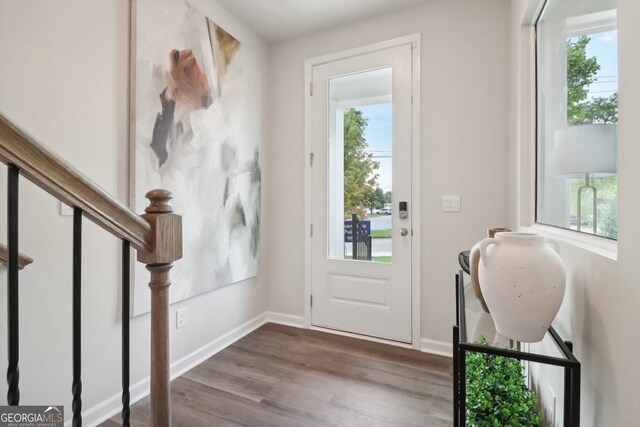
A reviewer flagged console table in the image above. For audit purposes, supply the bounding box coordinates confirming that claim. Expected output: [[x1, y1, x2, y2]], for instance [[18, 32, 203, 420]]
[[453, 254, 581, 426]]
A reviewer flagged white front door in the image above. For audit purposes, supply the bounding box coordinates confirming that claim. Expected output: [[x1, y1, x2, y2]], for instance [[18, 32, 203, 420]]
[[310, 43, 414, 343]]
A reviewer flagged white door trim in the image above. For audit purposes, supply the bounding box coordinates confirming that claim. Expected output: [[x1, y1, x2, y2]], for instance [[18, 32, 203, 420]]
[[303, 34, 422, 349]]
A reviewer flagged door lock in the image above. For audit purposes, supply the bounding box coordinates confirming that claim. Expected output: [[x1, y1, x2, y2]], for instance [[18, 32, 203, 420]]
[[399, 201, 408, 219]]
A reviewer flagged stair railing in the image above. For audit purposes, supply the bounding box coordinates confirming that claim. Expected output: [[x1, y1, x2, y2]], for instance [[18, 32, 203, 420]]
[[0, 243, 33, 270], [0, 113, 181, 426]]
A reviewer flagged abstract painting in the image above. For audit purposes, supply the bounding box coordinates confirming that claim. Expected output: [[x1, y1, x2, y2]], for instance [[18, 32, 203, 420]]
[[131, 0, 261, 315]]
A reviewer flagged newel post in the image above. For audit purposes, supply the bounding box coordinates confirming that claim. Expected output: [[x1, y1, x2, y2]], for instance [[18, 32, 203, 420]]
[[137, 189, 182, 426]]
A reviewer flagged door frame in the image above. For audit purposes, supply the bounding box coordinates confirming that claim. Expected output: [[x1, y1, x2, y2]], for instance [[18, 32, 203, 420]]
[[303, 34, 422, 349]]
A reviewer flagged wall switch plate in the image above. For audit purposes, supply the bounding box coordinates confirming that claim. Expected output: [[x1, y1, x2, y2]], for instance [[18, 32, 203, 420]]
[[442, 195, 460, 212], [176, 308, 188, 329], [60, 202, 74, 216]]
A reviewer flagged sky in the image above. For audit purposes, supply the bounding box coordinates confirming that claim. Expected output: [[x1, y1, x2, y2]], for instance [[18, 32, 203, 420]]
[[578, 30, 618, 100], [358, 103, 392, 193]]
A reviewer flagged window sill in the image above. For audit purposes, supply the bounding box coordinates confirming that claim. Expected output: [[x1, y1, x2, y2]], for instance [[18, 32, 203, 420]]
[[521, 223, 618, 261]]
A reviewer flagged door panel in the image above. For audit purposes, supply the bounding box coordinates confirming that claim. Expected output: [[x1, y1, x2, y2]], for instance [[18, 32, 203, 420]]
[[328, 273, 391, 308], [310, 44, 413, 343]]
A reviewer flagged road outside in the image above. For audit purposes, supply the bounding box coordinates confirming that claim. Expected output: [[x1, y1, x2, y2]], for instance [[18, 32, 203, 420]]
[[365, 214, 391, 231]]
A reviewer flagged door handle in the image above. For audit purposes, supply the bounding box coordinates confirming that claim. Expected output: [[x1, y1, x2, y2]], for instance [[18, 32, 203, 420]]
[[400, 228, 409, 236]]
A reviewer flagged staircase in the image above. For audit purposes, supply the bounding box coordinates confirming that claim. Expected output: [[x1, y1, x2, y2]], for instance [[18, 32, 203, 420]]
[[0, 113, 182, 426]]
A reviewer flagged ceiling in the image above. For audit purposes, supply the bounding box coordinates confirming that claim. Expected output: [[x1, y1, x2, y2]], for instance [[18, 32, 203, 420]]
[[214, 0, 432, 44]]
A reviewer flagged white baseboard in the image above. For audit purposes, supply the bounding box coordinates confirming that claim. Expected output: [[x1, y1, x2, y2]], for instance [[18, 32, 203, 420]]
[[265, 311, 305, 328], [169, 313, 269, 380], [420, 338, 453, 358], [78, 375, 153, 427], [81, 312, 269, 427]]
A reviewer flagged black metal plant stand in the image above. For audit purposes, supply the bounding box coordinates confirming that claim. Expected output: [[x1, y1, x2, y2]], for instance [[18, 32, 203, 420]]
[[453, 269, 581, 426]]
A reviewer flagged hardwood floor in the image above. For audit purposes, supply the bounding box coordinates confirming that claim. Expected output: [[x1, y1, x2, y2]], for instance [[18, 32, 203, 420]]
[[101, 323, 453, 426]]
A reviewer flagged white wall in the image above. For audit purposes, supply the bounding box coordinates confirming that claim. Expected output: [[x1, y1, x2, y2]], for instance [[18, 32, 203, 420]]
[[0, 0, 268, 423], [510, 0, 640, 424], [266, 0, 511, 346]]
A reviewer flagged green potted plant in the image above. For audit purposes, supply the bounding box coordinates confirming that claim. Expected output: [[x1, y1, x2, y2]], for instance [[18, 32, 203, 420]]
[[466, 338, 542, 427]]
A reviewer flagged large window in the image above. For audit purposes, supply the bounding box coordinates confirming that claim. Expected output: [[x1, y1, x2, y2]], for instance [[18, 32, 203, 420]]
[[536, 0, 618, 239]]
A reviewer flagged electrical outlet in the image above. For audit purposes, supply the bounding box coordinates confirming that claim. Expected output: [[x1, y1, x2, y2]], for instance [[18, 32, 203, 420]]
[[546, 386, 557, 426], [176, 308, 188, 329]]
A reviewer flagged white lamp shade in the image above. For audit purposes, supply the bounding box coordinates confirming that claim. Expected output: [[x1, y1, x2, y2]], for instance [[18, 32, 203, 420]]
[[554, 124, 617, 176]]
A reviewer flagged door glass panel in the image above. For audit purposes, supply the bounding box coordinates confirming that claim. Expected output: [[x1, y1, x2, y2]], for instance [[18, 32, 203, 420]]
[[327, 68, 392, 263]]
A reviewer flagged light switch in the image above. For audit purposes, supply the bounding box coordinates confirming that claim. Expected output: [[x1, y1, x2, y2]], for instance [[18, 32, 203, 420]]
[[442, 195, 460, 212]]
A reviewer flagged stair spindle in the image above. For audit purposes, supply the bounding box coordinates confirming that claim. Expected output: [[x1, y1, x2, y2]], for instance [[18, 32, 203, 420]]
[[72, 208, 83, 426], [7, 164, 20, 405], [122, 239, 131, 426]]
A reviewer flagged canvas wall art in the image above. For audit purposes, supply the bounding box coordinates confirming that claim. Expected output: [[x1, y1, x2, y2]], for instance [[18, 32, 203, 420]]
[[131, 0, 261, 315]]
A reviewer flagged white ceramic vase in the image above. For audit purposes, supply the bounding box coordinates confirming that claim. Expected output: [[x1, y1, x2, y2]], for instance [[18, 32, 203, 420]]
[[478, 232, 566, 342]]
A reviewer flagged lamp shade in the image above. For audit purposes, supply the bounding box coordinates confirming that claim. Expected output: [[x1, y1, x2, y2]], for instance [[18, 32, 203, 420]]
[[554, 124, 617, 176]]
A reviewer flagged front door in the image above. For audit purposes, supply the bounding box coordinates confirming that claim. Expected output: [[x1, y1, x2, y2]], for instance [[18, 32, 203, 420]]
[[310, 43, 414, 343]]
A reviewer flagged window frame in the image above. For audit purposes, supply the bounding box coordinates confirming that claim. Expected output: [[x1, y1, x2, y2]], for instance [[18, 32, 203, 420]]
[[533, 0, 619, 242]]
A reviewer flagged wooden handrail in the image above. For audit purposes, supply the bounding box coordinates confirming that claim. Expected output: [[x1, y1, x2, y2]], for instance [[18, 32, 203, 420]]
[[0, 243, 33, 269], [0, 114, 152, 252]]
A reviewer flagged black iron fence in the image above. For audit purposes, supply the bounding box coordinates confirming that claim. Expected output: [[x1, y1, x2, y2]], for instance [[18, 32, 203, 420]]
[[351, 214, 372, 261]]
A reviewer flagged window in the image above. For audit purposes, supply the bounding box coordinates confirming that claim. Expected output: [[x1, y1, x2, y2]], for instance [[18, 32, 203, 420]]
[[536, 0, 618, 239], [326, 68, 393, 263]]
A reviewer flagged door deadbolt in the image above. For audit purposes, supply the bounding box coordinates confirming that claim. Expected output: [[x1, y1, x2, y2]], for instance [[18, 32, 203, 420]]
[[399, 201, 408, 219]]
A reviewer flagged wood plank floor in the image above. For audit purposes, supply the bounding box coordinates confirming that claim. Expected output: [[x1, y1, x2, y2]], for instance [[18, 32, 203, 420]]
[[101, 323, 453, 426]]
